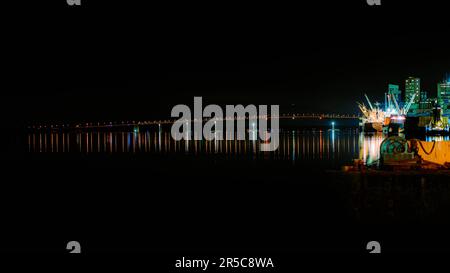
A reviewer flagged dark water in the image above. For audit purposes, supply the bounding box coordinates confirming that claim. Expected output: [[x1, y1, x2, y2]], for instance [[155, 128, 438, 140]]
[[26, 128, 366, 169], [2, 127, 450, 253], [25, 128, 450, 165]]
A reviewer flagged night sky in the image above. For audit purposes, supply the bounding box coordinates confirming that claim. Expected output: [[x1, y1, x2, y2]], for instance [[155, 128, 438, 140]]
[[2, 0, 449, 126]]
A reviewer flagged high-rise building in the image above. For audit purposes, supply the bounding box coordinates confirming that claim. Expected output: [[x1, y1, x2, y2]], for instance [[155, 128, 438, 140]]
[[438, 80, 450, 111], [388, 84, 401, 103], [405, 77, 421, 104], [420, 91, 427, 101], [419, 91, 432, 110]]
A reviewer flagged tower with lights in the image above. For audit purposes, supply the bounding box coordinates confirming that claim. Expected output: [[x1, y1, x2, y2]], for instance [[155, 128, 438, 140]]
[[437, 78, 450, 114], [405, 77, 421, 109]]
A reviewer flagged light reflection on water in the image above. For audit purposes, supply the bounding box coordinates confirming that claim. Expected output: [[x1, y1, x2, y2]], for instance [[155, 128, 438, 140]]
[[425, 135, 450, 142], [27, 128, 396, 167], [358, 133, 384, 166], [28, 129, 447, 163]]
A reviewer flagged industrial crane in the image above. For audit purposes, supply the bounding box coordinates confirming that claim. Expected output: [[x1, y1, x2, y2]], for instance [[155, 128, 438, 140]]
[[357, 94, 385, 124], [402, 92, 418, 115], [388, 90, 417, 116], [365, 94, 374, 110]]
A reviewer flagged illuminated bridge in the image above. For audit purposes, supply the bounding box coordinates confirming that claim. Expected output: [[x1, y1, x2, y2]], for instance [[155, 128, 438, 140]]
[[29, 113, 361, 130]]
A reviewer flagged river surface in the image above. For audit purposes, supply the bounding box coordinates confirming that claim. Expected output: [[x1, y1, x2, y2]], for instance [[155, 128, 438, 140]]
[[1, 127, 448, 253], [26, 128, 450, 168], [25, 128, 368, 169]]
